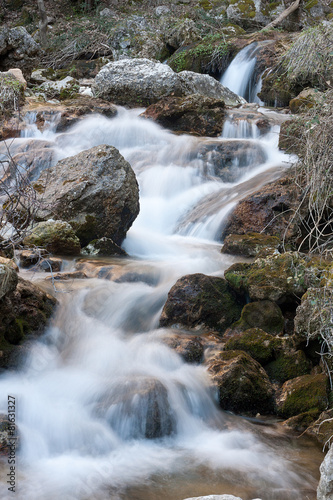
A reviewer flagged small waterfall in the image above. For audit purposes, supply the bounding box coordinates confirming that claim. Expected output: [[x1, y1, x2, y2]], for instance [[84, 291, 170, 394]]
[[220, 42, 262, 103], [20, 111, 61, 139]]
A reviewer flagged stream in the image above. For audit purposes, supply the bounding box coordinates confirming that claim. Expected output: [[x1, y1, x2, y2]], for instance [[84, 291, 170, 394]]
[[0, 45, 325, 500]]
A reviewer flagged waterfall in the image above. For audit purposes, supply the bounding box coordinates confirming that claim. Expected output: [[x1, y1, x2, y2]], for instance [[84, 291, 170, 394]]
[[0, 107, 321, 500], [220, 43, 263, 103]]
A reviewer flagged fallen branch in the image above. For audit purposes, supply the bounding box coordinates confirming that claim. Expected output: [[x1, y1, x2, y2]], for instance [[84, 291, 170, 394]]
[[263, 0, 301, 31]]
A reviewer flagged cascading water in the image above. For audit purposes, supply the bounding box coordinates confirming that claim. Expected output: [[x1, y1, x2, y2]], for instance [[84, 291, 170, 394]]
[[220, 43, 264, 103], [0, 106, 322, 500]]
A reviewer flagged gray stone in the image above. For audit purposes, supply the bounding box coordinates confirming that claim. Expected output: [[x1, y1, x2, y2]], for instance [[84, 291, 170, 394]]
[[317, 446, 333, 500], [92, 58, 245, 107]]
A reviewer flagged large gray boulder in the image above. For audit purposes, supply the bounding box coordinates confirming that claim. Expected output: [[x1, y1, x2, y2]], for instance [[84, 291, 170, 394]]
[[318, 446, 333, 500], [35, 144, 140, 246], [0, 27, 40, 74], [92, 58, 245, 107]]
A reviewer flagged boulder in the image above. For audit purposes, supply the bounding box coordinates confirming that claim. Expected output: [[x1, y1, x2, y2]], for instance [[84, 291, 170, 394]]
[[0, 26, 40, 75], [164, 19, 201, 50], [96, 377, 175, 439], [317, 445, 333, 500], [39, 76, 80, 100], [207, 350, 274, 415], [140, 95, 226, 137], [23, 220, 81, 256], [294, 287, 333, 339], [221, 175, 300, 242], [92, 58, 245, 107], [159, 273, 243, 334], [224, 252, 324, 305], [276, 374, 329, 418], [224, 328, 283, 365], [0, 276, 57, 369], [231, 300, 284, 335], [161, 333, 204, 363], [35, 145, 140, 247], [221, 233, 280, 258]]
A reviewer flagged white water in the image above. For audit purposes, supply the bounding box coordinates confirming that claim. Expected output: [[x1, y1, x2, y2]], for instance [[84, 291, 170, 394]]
[[0, 108, 320, 500], [220, 43, 263, 103]]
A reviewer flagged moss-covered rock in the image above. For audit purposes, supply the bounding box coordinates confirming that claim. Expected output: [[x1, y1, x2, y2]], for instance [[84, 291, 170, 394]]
[[225, 252, 326, 305], [232, 300, 284, 335], [207, 350, 274, 415], [224, 327, 283, 365], [159, 273, 243, 333], [265, 349, 312, 383], [221, 232, 281, 258], [24, 220, 81, 256], [289, 88, 324, 113], [276, 373, 329, 418], [282, 408, 321, 433]]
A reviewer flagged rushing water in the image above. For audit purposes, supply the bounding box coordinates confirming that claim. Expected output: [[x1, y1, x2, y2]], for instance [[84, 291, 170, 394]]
[[220, 43, 264, 104], [0, 105, 323, 500]]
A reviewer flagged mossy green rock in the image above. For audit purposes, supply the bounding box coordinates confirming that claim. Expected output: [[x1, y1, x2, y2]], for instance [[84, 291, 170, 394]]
[[225, 252, 325, 304], [305, 409, 333, 445], [277, 373, 328, 418], [265, 350, 312, 383], [225, 327, 283, 365], [207, 350, 274, 415], [159, 273, 243, 333], [221, 232, 280, 258], [24, 221, 81, 256], [233, 300, 284, 335]]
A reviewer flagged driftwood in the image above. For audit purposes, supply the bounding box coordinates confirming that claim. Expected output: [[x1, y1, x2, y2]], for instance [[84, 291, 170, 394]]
[[263, 0, 301, 30]]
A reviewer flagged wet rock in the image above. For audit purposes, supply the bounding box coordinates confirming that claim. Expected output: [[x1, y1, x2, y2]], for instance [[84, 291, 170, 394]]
[[0, 277, 57, 369], [141, 94, 226, 137], [161, 333, 204, 363], [35, 144, 140, 247], [207, 350, 274, 415], [160, 273, 243, 334], [0, 264, 18, 300], [24, 220, 81, 256], [81, 237, 127, 257], [0, 413, 20, 456], [224, 328, 283, 365], [35, 257, 62, 273], [18, 249, 47, 268], [276, 374, 329, 419], [221, 233, 280, 258], [92, 58, 245, 107], [224, 252, 324, 305], [221, 175, 300, 242], [197, 140, 267, 182], [317, 445, 333, 500], [231, 300, 284, 336], [265, 349, 312, 383], [45, 271, 88, 281], [96, 377, 175, 439]]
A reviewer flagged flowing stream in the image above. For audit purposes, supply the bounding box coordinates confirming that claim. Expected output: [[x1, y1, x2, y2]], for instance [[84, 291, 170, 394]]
[[0, 90, 324, 498]]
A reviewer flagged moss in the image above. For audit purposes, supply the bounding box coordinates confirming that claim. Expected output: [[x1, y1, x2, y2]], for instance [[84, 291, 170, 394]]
[[234, 300, 284, 335], [265, 350, 312, 383], [278, 374, 328, 418], [225, 328, 282, 365], [224, 262, 252, 297], [304, 0, 318, 10]]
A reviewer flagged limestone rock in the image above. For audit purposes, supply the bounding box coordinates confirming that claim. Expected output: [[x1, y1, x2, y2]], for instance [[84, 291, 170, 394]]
[[92, 58, 245, 107], [24, 220, 81, 256], [317, 445, 333, 500], [160, 273, 243, 334], [141, 94, 226, 136], [35, 145, 140, 247], [207, 350, 274, 415]]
